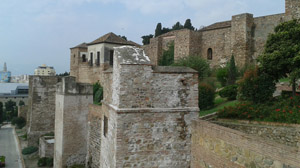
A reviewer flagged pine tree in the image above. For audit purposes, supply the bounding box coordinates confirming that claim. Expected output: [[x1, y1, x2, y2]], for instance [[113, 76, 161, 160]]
[[227, 55, 237, 85], [155, 23, 162, 37], [184, 19, 195, 30]]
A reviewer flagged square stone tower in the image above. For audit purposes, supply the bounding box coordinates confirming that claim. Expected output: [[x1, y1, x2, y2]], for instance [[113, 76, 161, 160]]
[[87, 46, 199, 168]]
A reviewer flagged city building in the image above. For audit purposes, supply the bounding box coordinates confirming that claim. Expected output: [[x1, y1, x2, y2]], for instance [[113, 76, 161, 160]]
[[0, 62, 11, 83], [34, 64, 56, 76], [0, 84, 29, 105]]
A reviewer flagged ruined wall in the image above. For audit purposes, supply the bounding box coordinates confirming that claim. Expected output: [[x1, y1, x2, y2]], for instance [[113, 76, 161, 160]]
[[18, 105, 28, 120], [200, 27, 231, 67], [39, 136, 54, 158], [54, 77, 93, 168], [216, 120, 300, 148], [191, 120, 300, 168], [27, 76, 60, 146]]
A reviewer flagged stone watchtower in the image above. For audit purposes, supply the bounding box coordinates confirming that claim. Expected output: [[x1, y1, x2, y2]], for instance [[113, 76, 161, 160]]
[[87, 46, 199, 168], [54, 77, 93, 168]]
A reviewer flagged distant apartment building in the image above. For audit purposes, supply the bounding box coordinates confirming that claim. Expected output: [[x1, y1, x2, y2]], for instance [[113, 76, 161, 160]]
[[11, 75, 29, 83], [0, 62, 11, 83], [34, 64, 56, 76]]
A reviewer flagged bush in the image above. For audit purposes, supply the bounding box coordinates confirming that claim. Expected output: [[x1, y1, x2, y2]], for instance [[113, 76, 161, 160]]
[[93, 82, 103, 105], [70, 164, 85, 168], [11, 117, 26, 129], [172, 55, 211, 80], [38, 157, 53, 167], [216, 67, 228, 87], [159, 42, 174, 66], [22, 146, 38, 155], [217, 94, 300, 124], [238, 68, 275, 104], [219, 85, 238, 100], [199, 83, 215, 110]]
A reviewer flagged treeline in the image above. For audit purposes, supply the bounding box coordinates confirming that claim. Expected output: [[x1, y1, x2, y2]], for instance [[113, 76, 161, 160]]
[[141, 19, 195, 45]]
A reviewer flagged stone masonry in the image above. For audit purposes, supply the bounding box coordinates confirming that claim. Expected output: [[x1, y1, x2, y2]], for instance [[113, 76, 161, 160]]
[[86, 46, 199, 168], [144, 0, 300, 68], [54, 76, 93, 168], [27, 76, 61, 147]]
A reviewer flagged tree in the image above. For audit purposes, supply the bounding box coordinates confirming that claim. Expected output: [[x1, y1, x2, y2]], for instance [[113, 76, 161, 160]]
[[227, 55, 238, 85], [155, 23, 162, 37], [172, 22, 184, 30], [141, 34, 154, 45], [57, 72, 70, 76], [5, 100, 17, 121], [184, 19, 195, 30], [118, 35, 127, 41], [19, 100, 25, 106], [258, 19, 300, 96], [172, 55, 211, 80], [158, 42, 174, 66]]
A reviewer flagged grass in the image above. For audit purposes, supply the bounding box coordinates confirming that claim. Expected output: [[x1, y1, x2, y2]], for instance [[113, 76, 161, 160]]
[[279, 77, 290, 82], [200, 100, 239, 117]]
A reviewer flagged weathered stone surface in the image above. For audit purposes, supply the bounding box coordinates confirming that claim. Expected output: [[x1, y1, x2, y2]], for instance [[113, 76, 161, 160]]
[[216, 121, 300, 148], [191, 120, 300, 168], [18, 105, 28, 120], [39, 136, 54, 158], [87, 46, 199, 168], [54, 76, 93, 168], [27, 76, 61, 146]]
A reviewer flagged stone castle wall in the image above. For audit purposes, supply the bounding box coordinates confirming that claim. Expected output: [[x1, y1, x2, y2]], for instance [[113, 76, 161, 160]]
[[27, 76, 61, 146], [216, 120, 300, 148], [87, 46, 199, 168], [54, 77, 93, 168], [191, 120, 300, 168]]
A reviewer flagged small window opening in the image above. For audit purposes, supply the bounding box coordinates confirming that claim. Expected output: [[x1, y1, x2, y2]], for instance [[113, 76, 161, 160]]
[[109, 50, 114, 66], [104, 116, 108, 137], [90, 52, 94, 66], [96, 52, 100, 66], [82, 54, 87, 62], [207, 48, 213, 60]]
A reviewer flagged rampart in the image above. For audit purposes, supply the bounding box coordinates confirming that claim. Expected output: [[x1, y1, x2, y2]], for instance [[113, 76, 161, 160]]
[[191, 120, 300, 168], [27, 76, 61, 146], [54, 76, 93, 168]]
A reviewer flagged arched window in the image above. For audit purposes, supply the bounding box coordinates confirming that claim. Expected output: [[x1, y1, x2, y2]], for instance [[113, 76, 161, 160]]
[[207, 48, 213, 60]]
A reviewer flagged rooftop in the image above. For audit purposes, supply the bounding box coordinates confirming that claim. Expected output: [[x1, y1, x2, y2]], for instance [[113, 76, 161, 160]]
[[87, 32, 137, 46]]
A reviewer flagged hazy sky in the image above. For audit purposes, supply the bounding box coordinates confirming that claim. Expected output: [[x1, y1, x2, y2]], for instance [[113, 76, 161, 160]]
[[0, 0, 285, 75]]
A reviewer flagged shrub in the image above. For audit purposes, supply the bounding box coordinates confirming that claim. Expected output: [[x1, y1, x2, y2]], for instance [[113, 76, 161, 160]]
[[216, 67, 228, 87], [238, 67, 275, 104], [199, 83, 215, 110], [22, 146, 38, 155], [70, 164, 85, 168], [11, 117, 26, 129], [93, 82, 103, 105], [172, 55, 211, 80], [38, 157, 53, 167], [217, 94, 300, 124], [159, 42, 174, 66], [219, 85, 238, 100]]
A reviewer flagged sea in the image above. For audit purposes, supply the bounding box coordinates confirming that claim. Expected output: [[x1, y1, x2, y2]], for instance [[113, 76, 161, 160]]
[[0, 83, 28, 94]]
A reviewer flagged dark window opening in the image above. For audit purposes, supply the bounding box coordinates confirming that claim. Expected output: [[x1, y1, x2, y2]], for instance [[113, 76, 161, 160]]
[[90, 52, 93, 66], [82, 54, 87, 62], [104, 116, 108, 137], [96, 52, 100, 66], [207, 48, 213, 60], [109, 50, 114, 66]]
